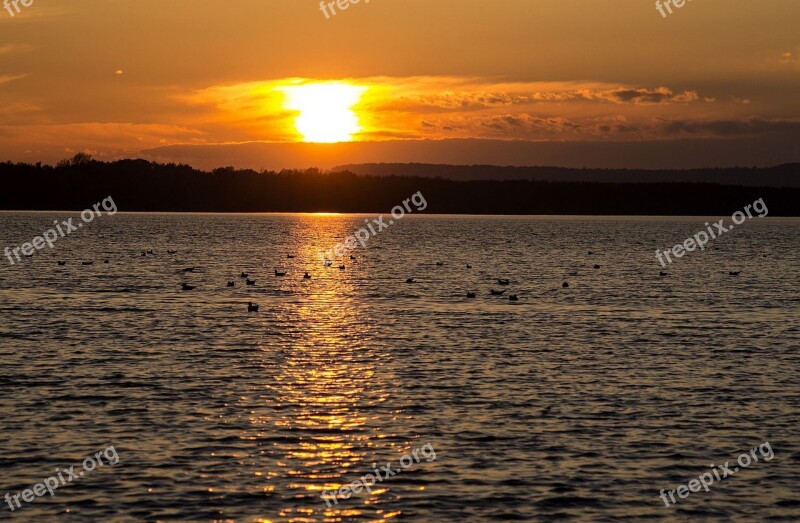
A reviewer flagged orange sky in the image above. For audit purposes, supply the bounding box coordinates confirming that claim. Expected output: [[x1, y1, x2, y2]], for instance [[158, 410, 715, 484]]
[[0, 0, 798, 169]]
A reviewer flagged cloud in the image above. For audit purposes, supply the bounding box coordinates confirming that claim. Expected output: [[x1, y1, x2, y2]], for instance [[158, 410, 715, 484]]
[[660, 118, 800, 137]]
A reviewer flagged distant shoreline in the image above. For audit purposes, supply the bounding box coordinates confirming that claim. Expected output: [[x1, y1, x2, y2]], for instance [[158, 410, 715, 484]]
[[3, 156, 800, 216]]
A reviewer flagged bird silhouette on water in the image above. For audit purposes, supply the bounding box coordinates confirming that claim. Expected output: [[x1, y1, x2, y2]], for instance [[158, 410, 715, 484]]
[[182, 283, 196, 291], [303, 272, 311, 279], [275, 270, 286, 277], [497, 279, 510, 285], [227, 281, 235, 287], [509, 295, 519, 301], [240, 272, 249, 278], [247, 302, 259, 312], [466, 292, 476, 298], [490, 289, 505, 296], [246, 279, 256, 286]]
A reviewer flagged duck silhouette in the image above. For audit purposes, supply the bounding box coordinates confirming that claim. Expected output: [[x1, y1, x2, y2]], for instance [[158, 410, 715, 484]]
[[490, 289, 505, 296], [562, 282, 569, 288], [287, 255, 295, 259], [82, 261, 94, 265], [168, 250, 177, 254], [659, 271, 667, 277], [183, 267, 194, 272], [227, 281, 235, 287], [303, 272, 311, 279], [246, 279, 256, 286], [593, 264, 601, 269], [509, 295, 519, 301], [241, 272, 249, 278], [182, 283, 196, 291], [436, 262, 444, 266], [466, 292, 476, 298], [466, 264, 472, 269], [247, 302, 259, 312], [339, 265, 345, 270], [57, 261, 66, 266], [497, 279, 510, 286], [406, 278, 415, 283], [729, 271, 742, 276], [275, 270, 286, 277]]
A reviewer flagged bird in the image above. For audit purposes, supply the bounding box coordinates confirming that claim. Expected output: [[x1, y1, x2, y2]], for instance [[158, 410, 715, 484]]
[[227, 281, 235, 287], [466, 292, 476, 298], [436, 262, 444, 266], [406, 278, 415, 283], [241, 272, 249, 278], [490, 289, 505, 296], [497, 279, 510, 285], [247, 302, 259, 312], [183, 267, 195, 272], [182, 283, 196, 291], [541, 405, 553, 417], [588, 251, 594, 255], [57, 261, 66, 266], [167, 250, 177, 254], [246, 279, 256, 286], [323, 260, 332, 267], [350, 255, 356, 260], [82, 261, 94, 265], [338, 265, 345, 270], [593, 264, 601, 269], [303, 272, 311, 279], [562, 282, 569, 288], [729, 271, 742, 276], [509, 295, 519, 301], [141, 251, 146, 257], [466, 264, 472, 269], [659, 271, 667, 277], [147, 250, 154, 255], [287, 254, 295, 259], [104, 259, 109, 264], [275, 270, 286, 276]]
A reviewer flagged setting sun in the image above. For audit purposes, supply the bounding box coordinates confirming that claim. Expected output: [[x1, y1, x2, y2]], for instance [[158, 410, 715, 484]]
[[279, 82, 366, 143]]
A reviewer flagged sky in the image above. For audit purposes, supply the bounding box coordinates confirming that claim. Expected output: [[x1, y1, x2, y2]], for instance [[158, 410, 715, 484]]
[[0, 0, 798, 170]]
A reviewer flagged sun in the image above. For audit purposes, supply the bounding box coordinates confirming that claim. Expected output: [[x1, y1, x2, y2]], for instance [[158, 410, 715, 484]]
[[279, 82, 367, 143]]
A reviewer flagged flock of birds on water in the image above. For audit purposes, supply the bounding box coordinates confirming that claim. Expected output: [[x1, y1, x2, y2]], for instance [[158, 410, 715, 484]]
[[46, 248, 746, 313]]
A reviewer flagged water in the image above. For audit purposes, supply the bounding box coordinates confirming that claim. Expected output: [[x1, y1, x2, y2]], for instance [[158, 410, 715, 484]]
[[1, 212, 798, 522]]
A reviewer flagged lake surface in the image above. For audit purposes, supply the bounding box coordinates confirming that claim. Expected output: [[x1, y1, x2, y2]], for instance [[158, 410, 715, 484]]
[[0, 213, 798, 522]]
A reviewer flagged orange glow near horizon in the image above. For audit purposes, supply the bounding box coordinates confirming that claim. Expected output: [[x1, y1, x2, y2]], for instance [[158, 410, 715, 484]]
[[279, 82, 367, 143]]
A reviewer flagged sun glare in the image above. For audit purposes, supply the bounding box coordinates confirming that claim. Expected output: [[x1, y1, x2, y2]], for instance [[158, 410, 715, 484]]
[[280, 82, 366, 143]]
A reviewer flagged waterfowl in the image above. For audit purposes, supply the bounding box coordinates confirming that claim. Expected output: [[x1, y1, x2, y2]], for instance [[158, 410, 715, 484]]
[[104, 259, 109, 264], [275, 270, 286, 276], [509, 294, 519, 301], [729, 271, 742, 276], [659, 271, 667, 277], [497, 279, 510, 286], [593, 264, 601, 269], [466, 264, 472, 269], [562, 282, 569, 288], [287, 255, 295, 259], [303, 272, 311, 279], [406, 278, 415, 283], [490, 289, 505, 296], [147, 250, 154, 255], [168, 250, 177, 254], [246, 279, 256, 286], [183, 267, 195, 272], [247, 302, 259, 312], [338, 265, 345, 270], [466, 292, 476, 298], [57, 261, 66, 266], [82, 261, 94, 265], [241, 272, 249, 278], [141, 251, 146, 257], [588, 251, 594, 255], [436, 262, 444, 266], [227, 281, 235, 287], [350, 255, 356, 260], [182, 283, 196, 291]]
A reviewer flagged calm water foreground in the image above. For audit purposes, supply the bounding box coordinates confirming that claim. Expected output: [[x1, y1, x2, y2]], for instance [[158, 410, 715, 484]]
[[0, 213, 798, 522]]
